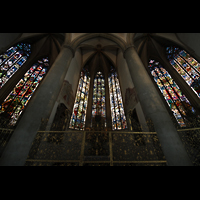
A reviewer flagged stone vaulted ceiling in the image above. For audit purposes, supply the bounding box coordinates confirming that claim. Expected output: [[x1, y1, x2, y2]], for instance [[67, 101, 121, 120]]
[[0, 33, 192, 66]]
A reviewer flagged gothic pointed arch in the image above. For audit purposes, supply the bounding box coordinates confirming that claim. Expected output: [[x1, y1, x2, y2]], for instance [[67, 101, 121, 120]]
[[136, 35, 200, 113], [0, 35, 63, 128], [0, 34, 62, 102], [147, 59, 199, 127], [69, 65, 90, 130], [69, 47, 127, 131], [0, 56, 50, 126], [166, 46, 200, 99], [70, 33, 127, 52], [108, 66, 127, 130], [0, 43, 32, 89]]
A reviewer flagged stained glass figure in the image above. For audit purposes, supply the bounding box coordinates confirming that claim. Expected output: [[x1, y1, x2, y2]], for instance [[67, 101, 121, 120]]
[[69, 68, 90, 130], [0, 43, 31, 89], [91, 71, 106, 127], [166, 46, 200, 98], [148, 59, 197, 127], [108, 67, 127, 130], [0, 57, 49, 126]]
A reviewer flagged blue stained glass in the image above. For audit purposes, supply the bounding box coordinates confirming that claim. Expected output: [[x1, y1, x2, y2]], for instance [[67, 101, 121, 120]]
[[108, 67, 127, 130], [69, 68, 90, 130], [91, 71, 106, 120], [148, 59, 197, 127], [0, 57, 49, 126], [166, 46, 200, 98], [0, 43, 31, 89], [0, 47, 17, 64]]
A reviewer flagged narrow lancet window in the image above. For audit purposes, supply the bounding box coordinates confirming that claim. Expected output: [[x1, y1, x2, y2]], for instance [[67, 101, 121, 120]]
[[0, 43, 31, 89], [0, 57, 49, 126], [166, 46, 200, 98], [69, 67, 127, 131], [91, 71, 106, 127], [148, 59, 197, 127], [69, 68, 90, 130], [108, 67, 127, 130]]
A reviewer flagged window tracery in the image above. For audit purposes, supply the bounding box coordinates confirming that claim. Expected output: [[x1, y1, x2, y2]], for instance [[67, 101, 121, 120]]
[[0, 43, 31, 89], [108, 68, 127, 130], [92, 72, 106, 117], [69, 68, 90, 130], [69, 67, 127, 131], [91, 71, 106, 128], [148, 59, 197, 127], [0, 57, 49, 126], [166, 46, 200, 98]]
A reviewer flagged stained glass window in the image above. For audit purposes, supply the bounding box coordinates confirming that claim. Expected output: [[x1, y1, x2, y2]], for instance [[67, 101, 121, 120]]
[[0, 57, 49, 126], [148, 59, 197, 127], [69, 68, 90, 130], [0, 43, 31, 89], [166, 46, 200, 98], [108, 68, 127, 130], [91, 71, 106, 126]]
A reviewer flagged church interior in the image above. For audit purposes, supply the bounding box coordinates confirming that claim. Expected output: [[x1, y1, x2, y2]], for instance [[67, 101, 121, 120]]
[[0, 33, 200, 166]]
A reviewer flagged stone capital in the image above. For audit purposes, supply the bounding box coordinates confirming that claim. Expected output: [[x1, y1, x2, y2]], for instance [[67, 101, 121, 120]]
[[62, 44, 75, 58], [123, 45, 135, 59]]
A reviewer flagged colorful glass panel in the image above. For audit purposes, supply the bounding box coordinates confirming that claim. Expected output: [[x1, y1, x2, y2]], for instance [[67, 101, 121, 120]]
[[69, 68, 90, 130], [148, 59, 197, 127], [166, 46, 200, 98], [108, 68, 127, 130], [91, 71, 106, 127], [0, 43, 31, 89], [0, 57, 49, 126]]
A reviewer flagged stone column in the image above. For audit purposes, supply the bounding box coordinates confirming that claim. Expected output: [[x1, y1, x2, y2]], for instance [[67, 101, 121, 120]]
[[85, 72, 95, 128], [123, 46, 192, 166], [0, 45, 74, 166], [104, 71, 112, 130], [135, 103, 149, 132]]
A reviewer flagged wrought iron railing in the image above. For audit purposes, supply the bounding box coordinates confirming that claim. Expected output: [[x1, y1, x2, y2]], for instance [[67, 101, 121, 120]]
[[1, 122, 200, 166], [0, 128, 14, 157], [23, 130, 166, 166], [177, 127, 200, 166]]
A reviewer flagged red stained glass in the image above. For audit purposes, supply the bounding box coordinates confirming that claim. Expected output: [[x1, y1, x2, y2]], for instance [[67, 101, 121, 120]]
[[69, 68, 90, 130], [0, 57, 49, 126], [148, 59, 198, 127], [108, 67, 127, 130]]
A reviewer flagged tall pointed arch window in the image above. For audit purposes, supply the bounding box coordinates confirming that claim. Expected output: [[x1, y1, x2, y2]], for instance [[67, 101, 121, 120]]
[[148, 59, 197, 127], [69, 68, 90, 130], [0, 57, 49, 126], [108, 67, 127, 130], [0, 43, 31, 89], [69, 66, 127, 131], [91, 71, 106, 127], [166, 46, 200, 98]]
